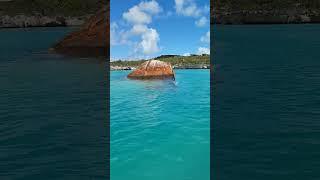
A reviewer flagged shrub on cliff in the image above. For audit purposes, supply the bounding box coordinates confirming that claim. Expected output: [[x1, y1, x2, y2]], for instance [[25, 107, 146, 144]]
[[0, 0, 106, 16]]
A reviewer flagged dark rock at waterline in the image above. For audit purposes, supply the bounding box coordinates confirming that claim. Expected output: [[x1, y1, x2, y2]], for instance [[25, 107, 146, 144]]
[[51, 5, 108, 57], [127, 60, 175, 80]]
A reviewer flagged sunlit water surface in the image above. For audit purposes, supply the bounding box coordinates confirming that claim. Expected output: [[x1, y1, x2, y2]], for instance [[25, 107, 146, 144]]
[[111, 70, 210, 180]]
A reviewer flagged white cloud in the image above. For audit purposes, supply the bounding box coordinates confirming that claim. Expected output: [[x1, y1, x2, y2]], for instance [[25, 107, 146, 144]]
[[175, 0, 201, 17], [123, 6, 152, 24], [183, 53, 191, 56], [139, 0, 162, 14], [131, 24, 148, 35], [197, 47, 210, 55], [174, 0, 209, 27], [120, 1, 161, 56], [110, 22, 132, 46], [195, 16, 208, 27], [139, 28, 160, 54], [200, 31, 210, 43], [122, 0, 162, 25], [182, 4, 201, 17]]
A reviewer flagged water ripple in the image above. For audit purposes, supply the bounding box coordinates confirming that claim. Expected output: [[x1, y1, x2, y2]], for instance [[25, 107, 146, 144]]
[[111, 70, 210, 180]]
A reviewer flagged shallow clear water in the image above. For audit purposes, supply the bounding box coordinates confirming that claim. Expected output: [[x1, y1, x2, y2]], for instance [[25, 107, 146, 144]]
[[111, 70, 210, 180], [0, 28, 107, 179], [213, 24, 320, 179]]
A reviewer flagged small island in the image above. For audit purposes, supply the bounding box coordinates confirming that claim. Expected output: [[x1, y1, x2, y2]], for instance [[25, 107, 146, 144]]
[[127, 60, 175, 80], [111, 54, 210, 70]]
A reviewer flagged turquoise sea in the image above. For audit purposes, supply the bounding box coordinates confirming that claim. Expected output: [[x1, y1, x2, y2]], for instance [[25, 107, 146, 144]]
[[111, 70, 210, 180], [213, 24, 320, 179], [0, 28, 107, 179]]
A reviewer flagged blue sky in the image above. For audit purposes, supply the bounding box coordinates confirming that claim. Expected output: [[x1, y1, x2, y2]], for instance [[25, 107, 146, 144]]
[[111, 0, 210, 60]]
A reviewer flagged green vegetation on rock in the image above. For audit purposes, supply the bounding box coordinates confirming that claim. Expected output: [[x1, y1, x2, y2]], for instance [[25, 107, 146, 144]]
[[0, 0, 105, 16]]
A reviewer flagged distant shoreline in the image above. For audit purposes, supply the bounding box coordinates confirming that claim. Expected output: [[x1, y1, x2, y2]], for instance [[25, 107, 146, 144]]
[[110, 68, 210, 71], [110, 55, 210, 71], [0, 15, 89, 28], [110, 66, 210, 71], [211, 8, 320, 25]]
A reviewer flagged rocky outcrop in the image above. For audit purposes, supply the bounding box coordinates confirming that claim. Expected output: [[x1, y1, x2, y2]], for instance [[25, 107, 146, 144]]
[[127, 60, 175, 80], [51, 4, 108, 57]]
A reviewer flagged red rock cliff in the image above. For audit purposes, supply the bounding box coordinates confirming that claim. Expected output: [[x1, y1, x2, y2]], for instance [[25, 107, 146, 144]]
[[52, 4, 109, 57]]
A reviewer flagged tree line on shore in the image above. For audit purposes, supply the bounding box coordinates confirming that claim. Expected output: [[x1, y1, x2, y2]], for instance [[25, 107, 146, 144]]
[[111, 55, 210, 68]]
